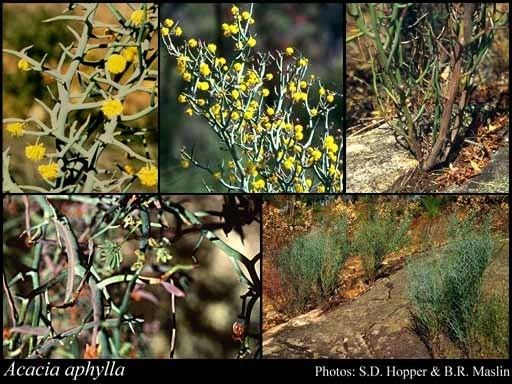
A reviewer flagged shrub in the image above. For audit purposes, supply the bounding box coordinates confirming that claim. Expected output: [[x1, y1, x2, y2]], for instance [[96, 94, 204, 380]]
[[277, 218, 349, 313], [469, 293, 509, 358], [3, 4, 158, 192], [161, 4, 342, 192], [2, 195, 260, 359], [408, 214, 497, 354], [353, 210, 410, 281], [348, 4, 507, 171], [421, 196, 445, 218]]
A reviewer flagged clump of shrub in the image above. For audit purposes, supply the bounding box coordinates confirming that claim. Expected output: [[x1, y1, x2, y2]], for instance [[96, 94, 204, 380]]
[[277, 217, 350, 313], [408, 214, 502, 356], [352, 210, 410, 281]]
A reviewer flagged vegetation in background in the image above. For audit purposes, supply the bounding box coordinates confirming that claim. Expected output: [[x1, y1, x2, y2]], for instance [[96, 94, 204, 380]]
[[353, 209, 411, 281]]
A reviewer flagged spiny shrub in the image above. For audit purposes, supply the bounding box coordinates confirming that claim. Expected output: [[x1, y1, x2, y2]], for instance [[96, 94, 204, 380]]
[[353, 210, 410, 281], [2, 195, 260, 359], [161, 4, 342, 193], [348, 4, 507, 171], [408, 214, 497, 354], [277, 217, 349, 313], [3, 4, 158, 193]]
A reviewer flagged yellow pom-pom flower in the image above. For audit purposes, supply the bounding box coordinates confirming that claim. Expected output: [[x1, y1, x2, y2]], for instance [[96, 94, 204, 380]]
[[188, 38, 198, 48], [137, 164, 158, 187], [197, 81, 209, 91], [247, 37, 256, 47], [161, 27, 169, 36], [285, 47, 294, 56], [17, 59, 31, 71], [107, 54, 127, 74], [6, 122, 24, 137], [121, 46, 138, 62], [174, 26, 183, 36], [265, 73, 273, 81], [25, 142, 46, 162], [207, 43, 217, 54], [251, 179, 265, 192], [164, 18, 174, 27], [130, 10, 145, 27], [38, 162, 59, 181], [180, 159, 190, 169], [199, 62, 211, 76], [101, 99, 124, 119]]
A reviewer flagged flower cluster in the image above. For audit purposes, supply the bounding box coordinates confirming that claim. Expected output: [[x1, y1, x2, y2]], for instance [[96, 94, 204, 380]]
[[162, 4, 342, 192], [3, 4, 158, 192]]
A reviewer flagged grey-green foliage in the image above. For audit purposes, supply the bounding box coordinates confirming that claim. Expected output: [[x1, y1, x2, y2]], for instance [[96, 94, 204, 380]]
[[470, 293, 508, 358], [277, 217, 350, 313], [408, 214, 497, 353], [3, 3, 158, 193], [353, 210, 410, 281]]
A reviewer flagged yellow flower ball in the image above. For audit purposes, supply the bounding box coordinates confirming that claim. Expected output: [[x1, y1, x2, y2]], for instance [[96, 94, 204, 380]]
[[242, 11, 251, 20], [164, 18, 174, 27], [197, 81, 209, 91], [231, 89, 240, 99], [247, 37, 256, 47], [121, 46, 138, 63], [327, 94, 335, 103], [6, 122, 24, 137], [183, 72, 192, 82], [266, 107, 275, 116], [107, 54, 127, 74], [17, 59, 31, 71], [174, 27, 183, 36], [124, 164, 135, 175], [231, 5, 239, 15], [137, 164, 158, 187], [233, 62, 243, 72], [38, 162, 59, 181], [185, 108, 193, 116], [265, 73, 273, 81], [199, 62, 211, 77], [130, 10, 145, 27], [102, 99, 123, 119], [25, 142, 46, 162], [300, 81, 308, 89], [178, 94, 187, 103], [207, 43, 217, 54], [188, 38, 198, 48], [317, 185, 326, 193], [215, 57, 226, 67], [319, 87, 326, 96], [262, 88, 270, 97], [161, 27, 169, 36], [299, 57, 309, 66], [180, 159, 190, 169], [285, 47, 294, 56], [251, 179, 265, 191], [196, 98, 206, 106]]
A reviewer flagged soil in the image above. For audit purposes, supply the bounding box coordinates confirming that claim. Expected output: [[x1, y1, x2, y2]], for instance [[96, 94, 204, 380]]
[[263, 240, 509, 359]]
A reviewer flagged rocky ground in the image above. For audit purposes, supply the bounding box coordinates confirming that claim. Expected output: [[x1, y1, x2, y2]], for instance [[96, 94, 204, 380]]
[[263, 241, 508, 359], [346, 125, 509, 193]]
